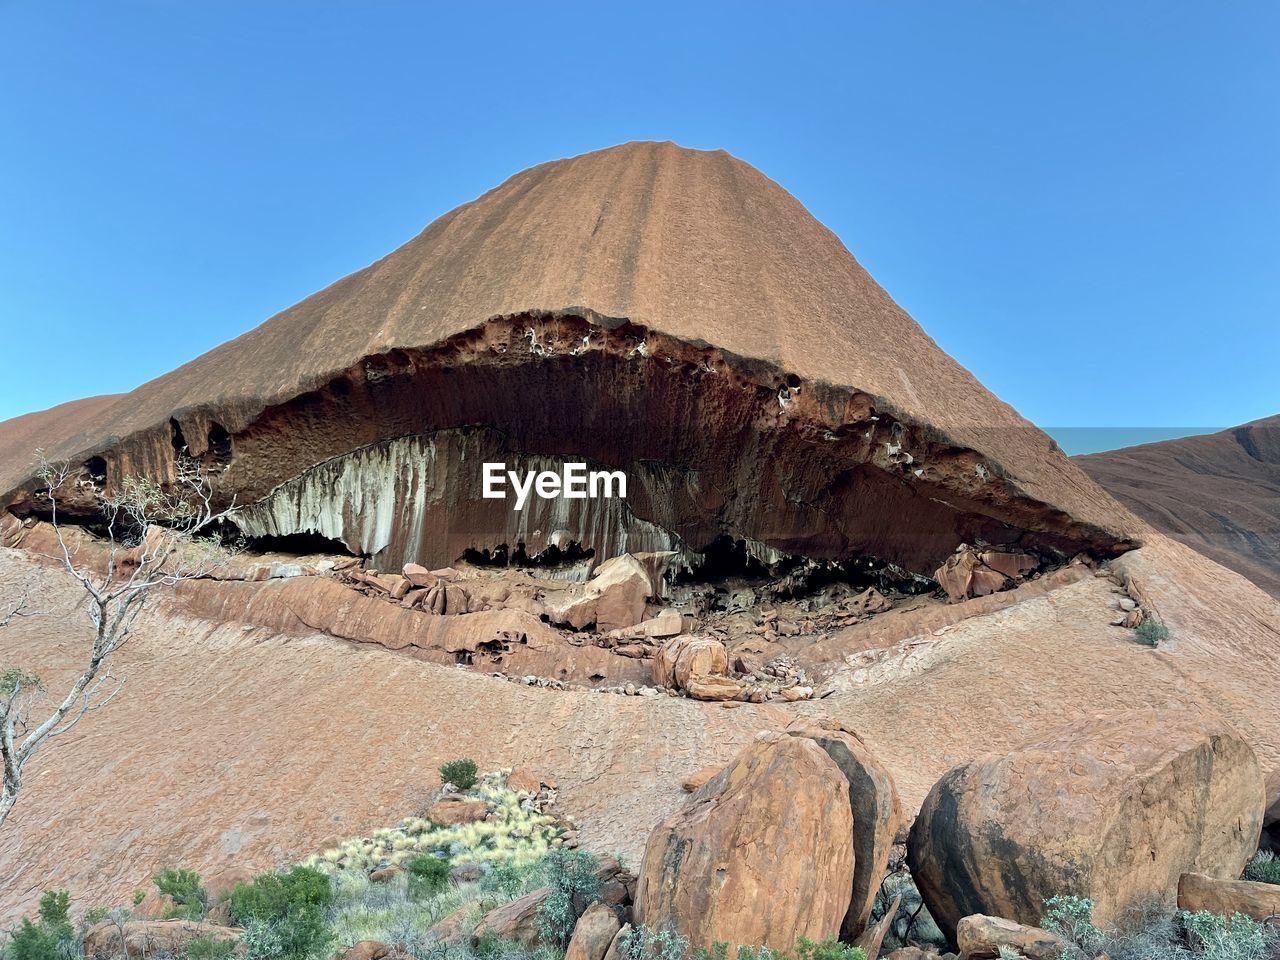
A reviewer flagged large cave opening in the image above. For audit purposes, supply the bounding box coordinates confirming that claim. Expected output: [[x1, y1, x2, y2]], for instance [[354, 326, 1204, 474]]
[[19, 313, 1129, 601]]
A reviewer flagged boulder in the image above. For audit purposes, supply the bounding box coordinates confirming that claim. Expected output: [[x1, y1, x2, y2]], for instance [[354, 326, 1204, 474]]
[[602, 924, 632, 960], [885, 949, 938, 960], [1178, 872, 1280, 923], [684, 674, 748, 702], [472, 888, 548, 948], [955, 915, 1069, 960], [426, 797, 488, 825], [344, 942, 391, 960], [551, 554, 655, 632], [634, 731, 855, 951], [933, 546, 1037, 602], [84, 920, 245, 960], [784, 717, 902, 938], [653, 635, 730, 691], [908, 707, 1265, 937], [426, 900, 481, 945], [682, 765, 724, 792], [507, 767, 542, 795], [403, 563, 437, 587], [565, 902, 622, 960], [474, 859, 623, 948]]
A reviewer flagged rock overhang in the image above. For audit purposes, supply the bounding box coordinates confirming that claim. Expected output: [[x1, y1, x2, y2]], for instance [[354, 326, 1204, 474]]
[[2, 309, 1133, 584], [0, 141, 1141, 583]]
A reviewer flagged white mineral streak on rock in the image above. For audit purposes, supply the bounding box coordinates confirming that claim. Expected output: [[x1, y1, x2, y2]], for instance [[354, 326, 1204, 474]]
[[237, 431, 681, 569]]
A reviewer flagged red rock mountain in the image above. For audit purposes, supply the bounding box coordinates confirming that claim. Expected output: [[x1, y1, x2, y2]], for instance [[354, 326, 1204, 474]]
[[0, 141, 1134, 578], [1079, 415, 1280, 598]]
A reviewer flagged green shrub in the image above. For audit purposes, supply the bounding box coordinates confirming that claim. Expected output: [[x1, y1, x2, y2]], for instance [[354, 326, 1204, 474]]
[[1180, 911, 1276, 960], [154, 867, 208, 920], [535, 848, 601, 947], [1041, 895, 1105, 954], [793, 938, 866, 960], [0, 667, 43, 697], [405, 854, 450, 899], [186, 937, 238, 960], [619, 926, 689, 960], [227, 866, 333, 960], [482, 859, 528, 898], [9, 891, 74, 960], [440, 758, 479, 791], [1242, 850, 1280, 885], [1135, 619, 1169, 647]]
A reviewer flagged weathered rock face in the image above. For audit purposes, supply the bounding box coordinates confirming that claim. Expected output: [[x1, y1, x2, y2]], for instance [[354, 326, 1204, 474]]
[[783, 718, 901, 938], [908, 707, 1265, 938], [633, 731, 855, 952], [0, 142, 1134, 583]]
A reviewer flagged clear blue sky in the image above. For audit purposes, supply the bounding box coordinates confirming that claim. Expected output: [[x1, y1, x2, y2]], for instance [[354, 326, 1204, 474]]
[[1, 2, 1276, 454]]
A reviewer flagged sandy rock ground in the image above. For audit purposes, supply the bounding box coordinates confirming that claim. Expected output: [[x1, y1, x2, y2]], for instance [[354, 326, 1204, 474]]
[[2, 530, 1278, 924], [0, 548, 787, 922]]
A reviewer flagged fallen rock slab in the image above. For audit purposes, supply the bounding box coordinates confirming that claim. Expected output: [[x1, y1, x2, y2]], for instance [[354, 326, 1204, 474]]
[[1178, 872, 1280, 923], [956, 915, 1069, 960]]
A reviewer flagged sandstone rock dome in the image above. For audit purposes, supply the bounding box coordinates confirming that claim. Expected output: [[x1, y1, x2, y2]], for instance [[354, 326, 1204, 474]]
[[0, 142, 1135, 580]]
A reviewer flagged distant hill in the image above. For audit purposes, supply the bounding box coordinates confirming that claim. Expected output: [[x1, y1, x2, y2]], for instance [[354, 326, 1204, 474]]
[[1078, 415, 1280, 597]]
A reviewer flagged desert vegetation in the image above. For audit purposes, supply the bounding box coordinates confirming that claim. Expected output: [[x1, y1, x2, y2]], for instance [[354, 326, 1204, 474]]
[[1039, 894, 1278, 960]]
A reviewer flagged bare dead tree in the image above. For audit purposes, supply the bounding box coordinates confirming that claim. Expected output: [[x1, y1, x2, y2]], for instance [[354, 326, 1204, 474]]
[[0, 454, 239, 829]]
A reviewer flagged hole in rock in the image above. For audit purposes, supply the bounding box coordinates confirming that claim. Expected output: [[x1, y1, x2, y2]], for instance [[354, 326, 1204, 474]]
[[242, 531, 357, 557], [464, 540, 596, 569], [169, 418, 188, 457], [206, 424, 233, 467]]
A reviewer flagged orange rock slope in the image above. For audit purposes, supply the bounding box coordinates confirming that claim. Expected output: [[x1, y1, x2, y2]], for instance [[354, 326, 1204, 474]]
[[1079, 415, 1280, 598]]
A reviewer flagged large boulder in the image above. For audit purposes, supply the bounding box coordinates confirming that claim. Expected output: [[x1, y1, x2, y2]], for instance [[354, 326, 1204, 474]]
[[784, 718, 901, 938], [934, 545, 1037, 602], [549, 554, 654, 632], [908, 707, 1264, 938], [653, 634, 747, 700], [653, 634, 729, 689], [633, 731, 855, 952]]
